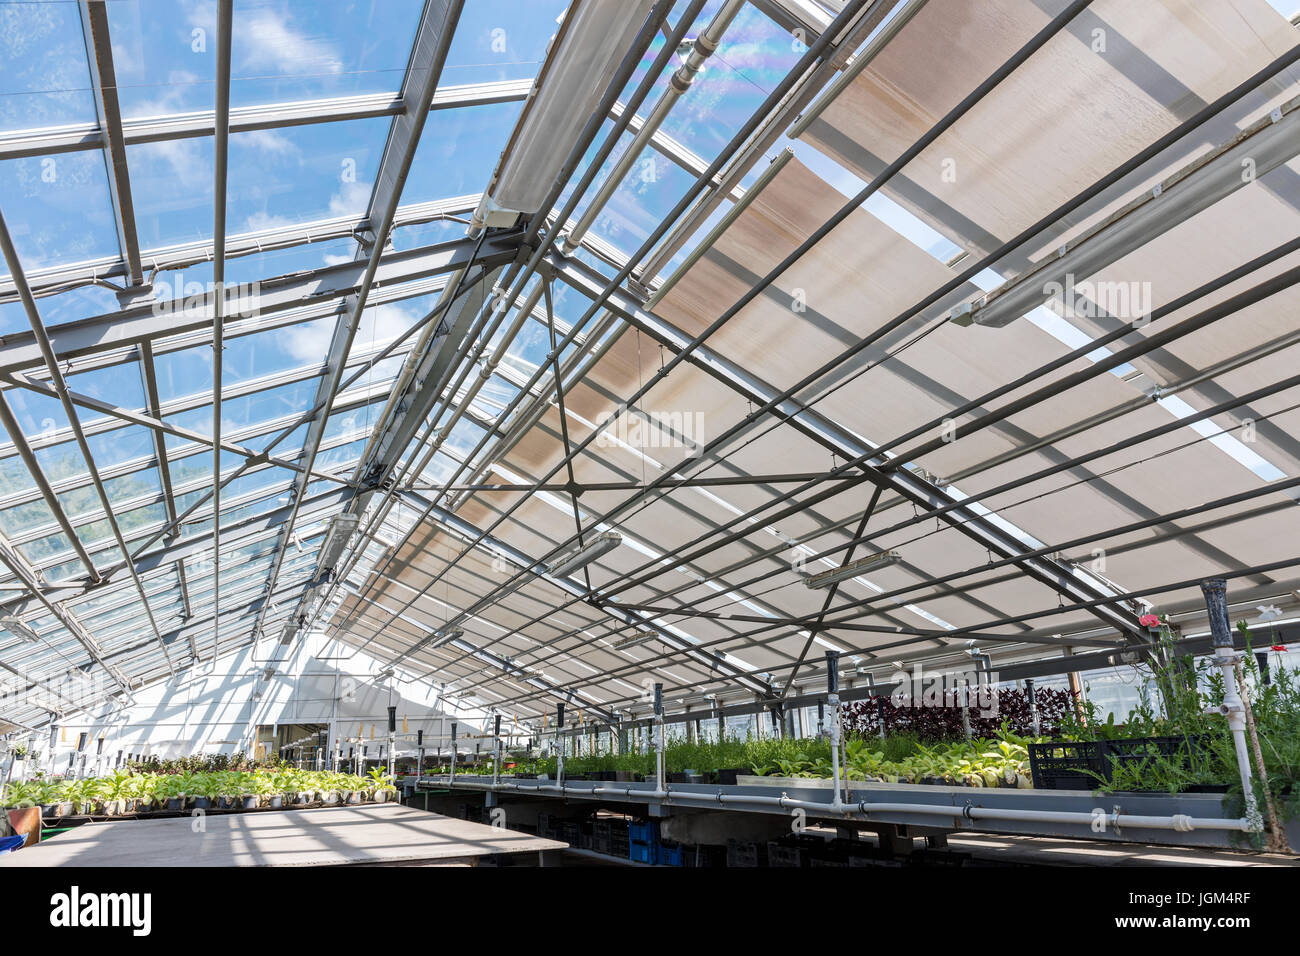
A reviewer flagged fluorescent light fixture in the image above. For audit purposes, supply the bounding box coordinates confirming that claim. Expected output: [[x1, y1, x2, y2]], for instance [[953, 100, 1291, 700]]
[[479, 0, 658, 226], [613, 630, 658, 650], [960, 100, 1299, 329], [421, 627, 464, 652], [277, 622, 296, 646], [546, 531, 622, 578], [801, 550, 901, 589], [318, 512, 360, 570], [1, 616, 40, 643]]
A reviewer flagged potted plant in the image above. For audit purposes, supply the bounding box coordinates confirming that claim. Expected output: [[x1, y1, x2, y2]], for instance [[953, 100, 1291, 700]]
[[319, 773, 341, 805], [241, 773, 269, 810], [191, 772, 220, 810], [349, 773, 370, 804], [98, 770, 134, 816], [367, 767, 397, 803], [152, 774, 187, 812], [1, 780, 38, 811]]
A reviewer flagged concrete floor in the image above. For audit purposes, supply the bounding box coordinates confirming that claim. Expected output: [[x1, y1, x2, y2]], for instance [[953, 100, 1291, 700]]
[[0, 804, 567, 867], [943, 832, 1300, 867]]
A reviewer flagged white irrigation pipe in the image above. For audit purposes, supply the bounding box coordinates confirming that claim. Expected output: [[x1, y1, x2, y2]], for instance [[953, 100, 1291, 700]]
[[428, 777, 1252, 834]]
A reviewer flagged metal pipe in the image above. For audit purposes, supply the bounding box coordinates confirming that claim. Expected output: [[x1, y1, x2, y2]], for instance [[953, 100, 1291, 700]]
[[653, 682, 665, 792], [321, 0, 698, 643], [1200, 578, 1261, 829], [787, 0, 928, 140], [560, 0, 746, 255], [432, 776, 1251, 834], [340, 0, 873, 663], [211, 0, 233, 664], [636, 0, 898, 282], [825, 651, 843, 809], [0, 208, 175, 681], [492, 712, 501, 786], [554, 703, 564, 787]]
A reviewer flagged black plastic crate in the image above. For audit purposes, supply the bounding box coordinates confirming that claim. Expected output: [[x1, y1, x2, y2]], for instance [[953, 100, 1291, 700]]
[[1029, 736, 1211, 791], [1028, 740, 1105, 790], [682, 844, 727, 867], [766, 841, 805, 868], [726, 840, 765, 868]]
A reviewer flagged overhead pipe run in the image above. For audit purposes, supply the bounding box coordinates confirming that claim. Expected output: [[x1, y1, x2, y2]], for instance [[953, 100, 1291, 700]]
[[346, 0, 904, 698], [432, 775, 1253, 837], [472, 0, 662, 231], [315, 0, 690, 651], [560, 0, 747, 256]]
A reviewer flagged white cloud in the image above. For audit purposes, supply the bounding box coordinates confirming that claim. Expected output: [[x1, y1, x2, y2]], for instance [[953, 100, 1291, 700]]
[[242, 210, 294, 233], [235, 129, 300, 158], [144, 136, 211, 192], [328, 180, 371, 219], [280, 301, 419, 365], [235, 10, 344, 77]]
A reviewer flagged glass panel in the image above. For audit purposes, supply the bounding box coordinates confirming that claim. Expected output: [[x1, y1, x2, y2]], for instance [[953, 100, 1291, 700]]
[[440, 1, 568, 86], [227, 0, 426, 107], [0, 0, 96, 131], [107, 0, 424, 118], [0, 497, 57, 538], [0, 152, 120, 270], [223, 318, 332, 387], [25, 284, 123, 330], [153, 344, 213, 405], [67, 362, 148, 419], [220, 376, 321, 434], [6, 386, 69, 441], [128, 117, 389, 248], [402, 102, 523, 204]]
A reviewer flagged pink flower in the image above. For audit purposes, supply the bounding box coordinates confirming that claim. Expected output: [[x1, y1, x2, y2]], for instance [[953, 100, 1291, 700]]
[[1138, 613, 1161, 628]]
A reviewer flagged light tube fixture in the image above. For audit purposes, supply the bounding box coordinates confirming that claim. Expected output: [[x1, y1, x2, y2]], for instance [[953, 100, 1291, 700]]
[[801, 550, 901, 589], [546, 531, 622, 578], [478, 0, 658, 226], [1, 616, 40, 643], [318, 512, 360, 570], [613, 630, 659, 650], [424, 627, 464, 652]]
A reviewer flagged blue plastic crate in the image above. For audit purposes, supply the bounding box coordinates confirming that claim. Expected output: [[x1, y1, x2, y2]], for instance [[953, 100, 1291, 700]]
[[658, 843, 683, 867], [629, 842, 658, 865], [629, 820, 658, 844]]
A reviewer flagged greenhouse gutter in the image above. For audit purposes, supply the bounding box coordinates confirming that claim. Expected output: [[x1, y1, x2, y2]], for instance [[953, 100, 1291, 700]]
[[416, 776, 1259, 849]]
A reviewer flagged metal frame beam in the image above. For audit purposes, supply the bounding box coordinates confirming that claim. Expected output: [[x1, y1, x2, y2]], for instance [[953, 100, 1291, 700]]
[[249, 0, 467, 648], [78, 0, 143, 288], [549, 252, 1143, 641], [0, 232, 517, 375]]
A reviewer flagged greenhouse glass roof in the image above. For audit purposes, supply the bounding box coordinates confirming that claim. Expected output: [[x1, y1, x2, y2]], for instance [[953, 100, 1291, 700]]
[[1, 0, 1299, 735]]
